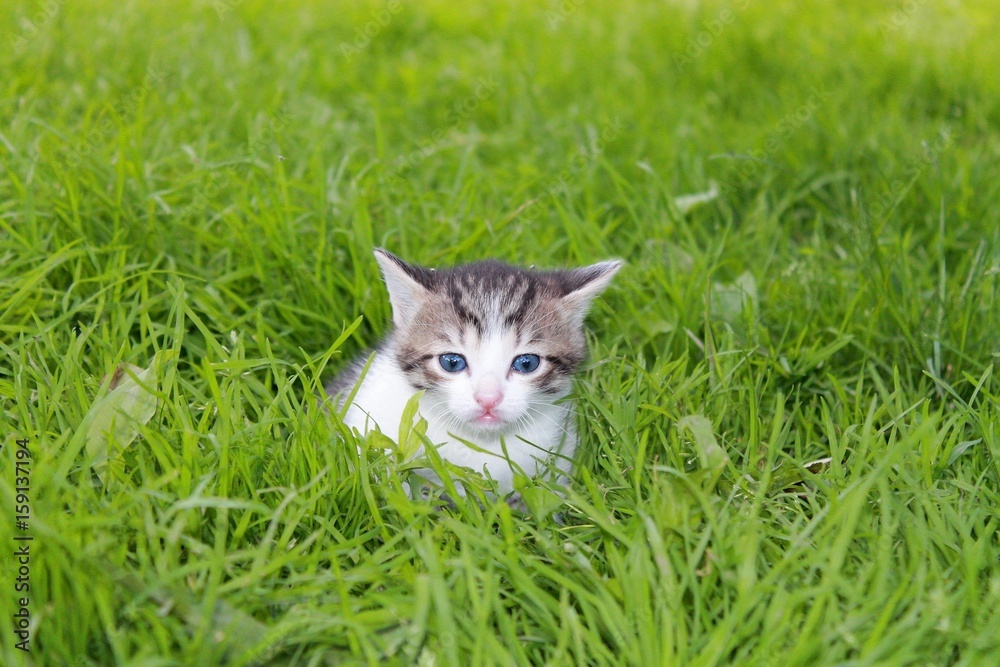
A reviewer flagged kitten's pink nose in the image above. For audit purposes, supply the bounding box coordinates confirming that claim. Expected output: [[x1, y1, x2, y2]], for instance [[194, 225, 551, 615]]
[[475, 390, 503, 411], [474, 377, 503, 411]]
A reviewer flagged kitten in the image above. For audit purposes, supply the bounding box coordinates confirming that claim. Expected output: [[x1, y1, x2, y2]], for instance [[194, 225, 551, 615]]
[[327, 248, 621, 496]]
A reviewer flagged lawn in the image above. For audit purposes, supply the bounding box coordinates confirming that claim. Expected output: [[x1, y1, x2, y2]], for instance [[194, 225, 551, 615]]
[[1, 0, 999, 664]]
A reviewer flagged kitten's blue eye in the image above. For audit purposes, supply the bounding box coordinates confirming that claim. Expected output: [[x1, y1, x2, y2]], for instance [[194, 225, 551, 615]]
[[511, 354, 540, 373], [439, 353, 467, 373]]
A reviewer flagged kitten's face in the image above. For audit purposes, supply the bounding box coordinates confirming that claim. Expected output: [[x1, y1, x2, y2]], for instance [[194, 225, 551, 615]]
[[375, 250, 621, 435]]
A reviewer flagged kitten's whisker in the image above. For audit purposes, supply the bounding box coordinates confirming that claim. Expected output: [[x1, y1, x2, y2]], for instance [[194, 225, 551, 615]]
[[522, 405, 574, 439]]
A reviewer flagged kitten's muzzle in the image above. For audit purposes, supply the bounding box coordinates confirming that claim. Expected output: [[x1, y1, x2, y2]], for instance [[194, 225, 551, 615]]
[[471, 376, 507, 430]]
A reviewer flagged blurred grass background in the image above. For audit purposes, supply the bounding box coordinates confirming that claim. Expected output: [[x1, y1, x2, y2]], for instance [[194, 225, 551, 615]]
[[1, 0, 998, 664]]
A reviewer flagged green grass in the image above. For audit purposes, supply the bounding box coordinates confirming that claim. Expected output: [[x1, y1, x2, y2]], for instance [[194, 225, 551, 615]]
[[1, 0, 999, 664]]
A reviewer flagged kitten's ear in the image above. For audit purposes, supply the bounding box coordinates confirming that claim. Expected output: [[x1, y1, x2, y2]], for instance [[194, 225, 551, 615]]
[[559, 260, 623, 320], [373, 248, 434, 328]]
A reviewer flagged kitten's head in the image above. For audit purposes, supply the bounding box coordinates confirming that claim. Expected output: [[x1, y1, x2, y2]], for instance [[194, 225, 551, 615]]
[[374, 248, 621, 435]]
